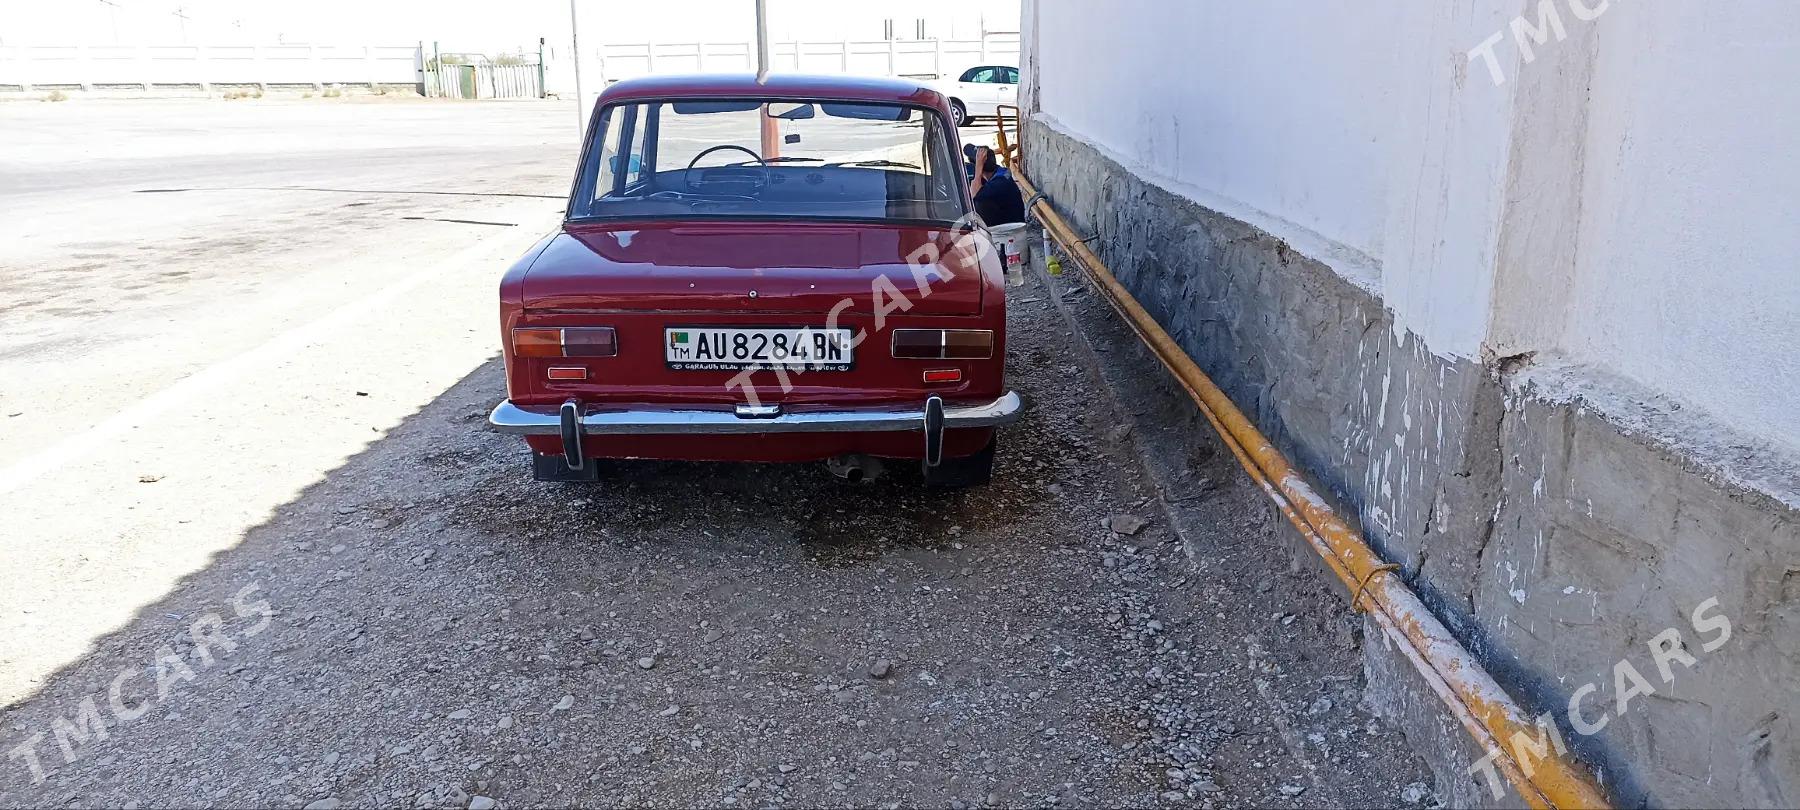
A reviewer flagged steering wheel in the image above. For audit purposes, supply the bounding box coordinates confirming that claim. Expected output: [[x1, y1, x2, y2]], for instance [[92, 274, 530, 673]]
[[687, 144, 764, 170], [685, 144, 769, 194]]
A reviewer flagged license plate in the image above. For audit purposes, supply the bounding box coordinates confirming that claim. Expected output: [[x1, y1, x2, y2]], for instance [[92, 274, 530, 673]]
[[664, 327, 855, 371]]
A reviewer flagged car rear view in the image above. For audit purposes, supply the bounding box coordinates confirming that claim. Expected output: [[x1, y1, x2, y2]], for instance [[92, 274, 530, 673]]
[[489, 74, 1021, 487]]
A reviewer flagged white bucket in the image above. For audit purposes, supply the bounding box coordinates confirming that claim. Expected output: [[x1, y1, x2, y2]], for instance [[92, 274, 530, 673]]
[[989, 222, 1032, 287]]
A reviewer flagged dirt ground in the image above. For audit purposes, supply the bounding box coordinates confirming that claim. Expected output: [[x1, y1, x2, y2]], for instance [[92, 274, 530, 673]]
[[0, 98, 1436, 809]]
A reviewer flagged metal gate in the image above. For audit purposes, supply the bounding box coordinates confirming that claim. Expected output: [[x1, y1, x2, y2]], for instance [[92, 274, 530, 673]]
[[424, 55, 543, 99]]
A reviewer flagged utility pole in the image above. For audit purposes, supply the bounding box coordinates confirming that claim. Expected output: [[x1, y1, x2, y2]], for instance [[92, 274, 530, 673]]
[[754, 0, 770, 84], [569, 0, 586, 135], [756, 0, 779, 158]]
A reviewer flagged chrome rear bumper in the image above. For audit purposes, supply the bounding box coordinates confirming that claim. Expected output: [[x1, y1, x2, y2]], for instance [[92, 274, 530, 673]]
[[488, 391, 1023, 436]]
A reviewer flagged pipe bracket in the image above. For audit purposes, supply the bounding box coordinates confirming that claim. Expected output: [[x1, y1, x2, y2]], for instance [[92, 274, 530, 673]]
[[1351, 563, 1402, 613]]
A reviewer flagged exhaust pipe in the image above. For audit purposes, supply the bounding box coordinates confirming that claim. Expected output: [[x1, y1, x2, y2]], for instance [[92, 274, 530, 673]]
[[826, 454, 883, 483]]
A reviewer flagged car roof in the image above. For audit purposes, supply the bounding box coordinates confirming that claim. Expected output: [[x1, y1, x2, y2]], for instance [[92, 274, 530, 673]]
[[595, 73, 948, 108]]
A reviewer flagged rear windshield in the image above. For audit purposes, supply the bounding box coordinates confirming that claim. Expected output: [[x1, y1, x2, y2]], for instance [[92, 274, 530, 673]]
[[569, 99, 967, 224]]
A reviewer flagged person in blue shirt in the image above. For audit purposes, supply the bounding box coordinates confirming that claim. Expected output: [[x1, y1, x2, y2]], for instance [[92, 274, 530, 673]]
[[968, 145, 1026, 226]]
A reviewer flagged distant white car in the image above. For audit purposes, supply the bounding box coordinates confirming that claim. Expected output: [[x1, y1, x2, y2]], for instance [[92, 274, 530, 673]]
[[934, 65, 1020, 127]]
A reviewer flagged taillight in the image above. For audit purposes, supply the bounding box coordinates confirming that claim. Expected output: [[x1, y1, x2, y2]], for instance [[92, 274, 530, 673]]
[[512, 327, 618, 358], [891, 329, 994, 360], [512, 328, 561, 357]]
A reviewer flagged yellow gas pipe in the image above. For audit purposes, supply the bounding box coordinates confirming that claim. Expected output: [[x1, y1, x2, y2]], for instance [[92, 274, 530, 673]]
[[1003, 118, 1609, 810]]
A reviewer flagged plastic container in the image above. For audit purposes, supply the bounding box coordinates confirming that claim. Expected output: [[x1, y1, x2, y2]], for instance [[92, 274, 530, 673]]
[[989, 222, 1033, 288]]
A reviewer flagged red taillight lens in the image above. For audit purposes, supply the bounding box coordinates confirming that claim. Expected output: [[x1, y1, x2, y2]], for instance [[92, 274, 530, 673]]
[[923, 368, 963, 383], [512, 327, 617, 358], [562, 327, 618, 357], [942, 330, 993, 359], [891, 329, 940, 359], [891, 329, 994, 360]]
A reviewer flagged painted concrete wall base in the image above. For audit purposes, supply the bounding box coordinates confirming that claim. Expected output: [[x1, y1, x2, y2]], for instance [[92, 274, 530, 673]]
[[1025, 119, 1800, 809]]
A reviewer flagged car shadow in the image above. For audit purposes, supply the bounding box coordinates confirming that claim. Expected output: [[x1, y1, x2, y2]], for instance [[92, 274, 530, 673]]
[[0, 356, 1087, 807]]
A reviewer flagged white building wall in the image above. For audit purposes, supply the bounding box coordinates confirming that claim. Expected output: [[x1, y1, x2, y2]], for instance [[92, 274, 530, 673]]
[[1564, 2, 1800, 450], [1032, 0, 1800, 451], [1036, 0, 1416, 276], [1374, 1, 1525, 361]]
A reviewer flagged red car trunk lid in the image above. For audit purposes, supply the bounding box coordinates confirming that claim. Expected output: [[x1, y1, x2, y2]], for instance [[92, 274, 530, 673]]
[[520, 222, 986, 315]]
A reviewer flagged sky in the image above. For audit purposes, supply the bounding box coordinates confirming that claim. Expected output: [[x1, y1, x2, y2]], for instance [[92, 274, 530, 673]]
[[0, 0, 1020, 53]]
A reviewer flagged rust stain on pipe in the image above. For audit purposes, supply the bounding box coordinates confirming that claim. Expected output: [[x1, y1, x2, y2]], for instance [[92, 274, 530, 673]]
[[1011, 166, 1610, 810]]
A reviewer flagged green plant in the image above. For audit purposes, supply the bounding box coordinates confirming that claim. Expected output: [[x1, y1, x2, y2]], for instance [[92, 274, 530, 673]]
[[322, 85, 342, 98], [44, 89, 68, 102]]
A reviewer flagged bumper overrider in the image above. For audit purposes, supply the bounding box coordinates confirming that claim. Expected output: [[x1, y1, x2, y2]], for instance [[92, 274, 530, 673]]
[[489, 392, 1023, 470]]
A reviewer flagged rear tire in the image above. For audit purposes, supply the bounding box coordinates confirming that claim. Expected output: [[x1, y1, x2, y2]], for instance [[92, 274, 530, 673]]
[[950, 100, 969, 128], [923, 437, 995, 489]]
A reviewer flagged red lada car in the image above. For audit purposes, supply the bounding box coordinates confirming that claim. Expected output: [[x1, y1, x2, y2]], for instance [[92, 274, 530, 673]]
[[489, 74, 1021, 487]]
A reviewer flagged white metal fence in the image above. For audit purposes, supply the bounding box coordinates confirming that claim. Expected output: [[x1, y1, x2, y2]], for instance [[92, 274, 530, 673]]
[[594, 36, 1021, 84], [0, 44, 421, 91], [2, 37, 1020, 96], [423, 61, 543, 99]]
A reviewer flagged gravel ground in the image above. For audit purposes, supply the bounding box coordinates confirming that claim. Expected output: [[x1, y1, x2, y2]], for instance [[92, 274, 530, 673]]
[[0, 259, 1436, 809]]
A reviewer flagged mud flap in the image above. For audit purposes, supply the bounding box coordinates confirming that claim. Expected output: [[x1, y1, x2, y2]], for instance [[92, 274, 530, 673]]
[[531, 451, 599, 482], [533, 400, 598, 482]]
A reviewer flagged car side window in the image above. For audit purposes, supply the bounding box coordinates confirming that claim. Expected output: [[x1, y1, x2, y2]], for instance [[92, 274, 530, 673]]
[[1002, 67, 1020, 84], [625, 106, 651, 184], [961, 67, 998, 84], [593, 108, 624, 197], [592, 105, 650, 199]]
